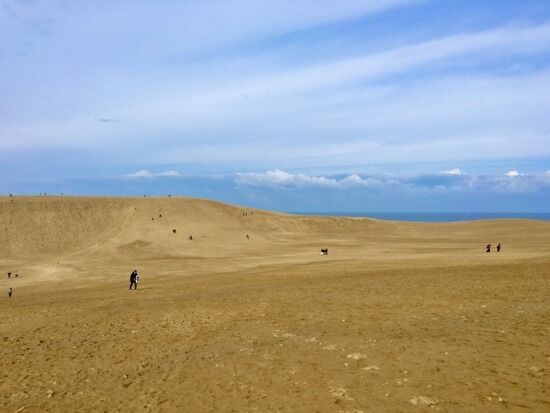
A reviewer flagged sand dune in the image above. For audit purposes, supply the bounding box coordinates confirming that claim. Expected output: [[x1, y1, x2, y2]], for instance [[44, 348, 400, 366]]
[[1, 196, 549, 412]]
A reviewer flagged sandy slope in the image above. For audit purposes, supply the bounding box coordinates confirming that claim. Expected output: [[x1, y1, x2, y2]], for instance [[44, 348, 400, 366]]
[[1, 196, 549, 412]]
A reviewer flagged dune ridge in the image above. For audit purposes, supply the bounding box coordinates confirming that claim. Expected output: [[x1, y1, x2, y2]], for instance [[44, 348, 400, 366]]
[[1, 196, 546, 261]]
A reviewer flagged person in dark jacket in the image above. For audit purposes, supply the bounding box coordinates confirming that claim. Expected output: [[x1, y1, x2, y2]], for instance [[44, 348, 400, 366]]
[[129, 270, 138, 290]]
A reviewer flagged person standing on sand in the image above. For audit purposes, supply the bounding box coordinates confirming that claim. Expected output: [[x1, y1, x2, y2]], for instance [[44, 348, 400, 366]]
[[7, 272, 10, 279], [486, 244, 491, 253], [8, 288, 12, 298], [497, 243, 501, 252], [129, 270, 138, 290]]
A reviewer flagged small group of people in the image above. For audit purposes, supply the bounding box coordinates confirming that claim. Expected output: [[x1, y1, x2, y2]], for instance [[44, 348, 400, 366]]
[[129, 269, 140, 290], [486, 243, 501, 253], [6, 270, 18, 298]]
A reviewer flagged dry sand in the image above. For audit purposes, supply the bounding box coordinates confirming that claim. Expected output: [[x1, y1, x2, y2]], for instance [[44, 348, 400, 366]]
[[1, 196, 549, 412]]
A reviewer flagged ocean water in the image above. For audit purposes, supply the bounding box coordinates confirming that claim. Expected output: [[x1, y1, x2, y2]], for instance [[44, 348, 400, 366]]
[[290, 212, 550, 222]]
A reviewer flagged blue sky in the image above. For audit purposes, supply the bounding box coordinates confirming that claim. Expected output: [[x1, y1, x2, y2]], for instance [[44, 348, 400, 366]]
[[1, 0, 549, 212]]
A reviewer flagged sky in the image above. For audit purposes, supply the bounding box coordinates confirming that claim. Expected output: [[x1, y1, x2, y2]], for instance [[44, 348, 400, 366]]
[[1, 0, 549, 212]]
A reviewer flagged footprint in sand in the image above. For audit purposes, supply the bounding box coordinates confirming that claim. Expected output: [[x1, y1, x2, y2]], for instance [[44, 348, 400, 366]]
[[485, 392, 508, 403], [409, 395, 439, 406], [528, 366, 544, 377], [272, 331, 297, 339], [346, 353, 367, 361], [330, 387, 353, 402]]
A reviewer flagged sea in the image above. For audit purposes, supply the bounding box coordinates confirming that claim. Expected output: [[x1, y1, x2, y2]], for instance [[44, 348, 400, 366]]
[[290, 212, 550, 222]]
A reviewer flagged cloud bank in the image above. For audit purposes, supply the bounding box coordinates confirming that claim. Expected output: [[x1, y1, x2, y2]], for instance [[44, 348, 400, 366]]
[[124, 168, 550, 194], [235, 169, 550, 194]]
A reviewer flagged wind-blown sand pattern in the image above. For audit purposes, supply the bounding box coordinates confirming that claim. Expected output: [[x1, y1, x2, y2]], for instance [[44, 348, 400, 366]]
[[1, 197, 549, 412]]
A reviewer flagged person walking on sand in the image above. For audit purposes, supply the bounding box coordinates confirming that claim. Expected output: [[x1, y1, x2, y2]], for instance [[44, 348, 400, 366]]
[[8, 288, 12, 298], [7, 272, 11, 279], [496, 243, 501, 252], [486, 244, 491, 253], [129, 270, 138, 290]]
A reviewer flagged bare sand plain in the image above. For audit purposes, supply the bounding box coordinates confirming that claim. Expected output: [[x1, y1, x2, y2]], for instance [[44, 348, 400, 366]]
[[0, 196, 549, 413]]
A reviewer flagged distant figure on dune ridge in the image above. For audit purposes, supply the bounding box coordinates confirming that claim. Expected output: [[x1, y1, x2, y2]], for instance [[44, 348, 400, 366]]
[[486, 244, 491, 253], [7, 272, 10, 279], [8, 288, 12, 298], [129, 270, 138, 290], [497, 243, 501, 252]]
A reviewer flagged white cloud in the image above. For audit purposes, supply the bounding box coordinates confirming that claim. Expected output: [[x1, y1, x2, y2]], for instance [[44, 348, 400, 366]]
[[156, 170, 180, 177], [4, 23, 550, 157], [126, 170, 153, 178], [125, 170, 180, 178], [505, 170, 520, 177], [134, 36, 546, 166], [235, 169, 339, 188], [124, 24, 550, 127], [441, 168, 464, 176], [236, 170, 388, 189], [236, 170, 385, 189], [340, 174, 383, 188]]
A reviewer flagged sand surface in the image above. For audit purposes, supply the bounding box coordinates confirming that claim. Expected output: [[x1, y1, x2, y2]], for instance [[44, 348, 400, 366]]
[[1, 196, 549, 412]]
